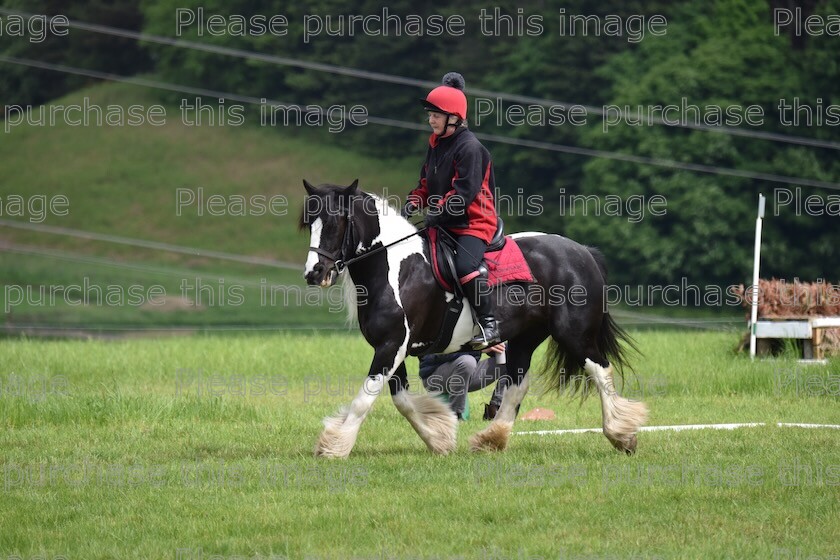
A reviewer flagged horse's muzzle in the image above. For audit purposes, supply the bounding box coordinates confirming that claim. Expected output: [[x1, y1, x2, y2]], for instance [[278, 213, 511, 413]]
[[305, 263, 337, 287]]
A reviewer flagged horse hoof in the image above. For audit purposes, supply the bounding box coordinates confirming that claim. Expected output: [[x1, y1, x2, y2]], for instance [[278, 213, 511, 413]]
[[314, 427, 353, 459], [314, 441, 346, 459], [608, 433, 637, 455], [314, 445, 349, 459], [469, 421, 512, 452]]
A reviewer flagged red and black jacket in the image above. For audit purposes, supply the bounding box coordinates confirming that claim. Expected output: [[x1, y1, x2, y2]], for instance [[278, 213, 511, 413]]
[[407, 126, 498, 243]]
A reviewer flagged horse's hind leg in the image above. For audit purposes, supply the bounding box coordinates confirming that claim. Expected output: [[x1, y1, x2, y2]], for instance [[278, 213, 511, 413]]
[[468, 374, 529, 452], [469, 334, 541, 452], [389, 363, 458, 455], [582, 357, 648, 455], [551, 318, 647, 454]]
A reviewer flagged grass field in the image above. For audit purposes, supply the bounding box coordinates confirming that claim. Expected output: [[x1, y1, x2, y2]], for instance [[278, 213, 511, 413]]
[[1, 82, 834, 559], [1, 330, 838, 559], [0, 251, 346, 331]]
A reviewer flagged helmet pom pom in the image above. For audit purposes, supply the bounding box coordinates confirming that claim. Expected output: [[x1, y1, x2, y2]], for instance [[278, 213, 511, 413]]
[[441, 72, 465, 90]]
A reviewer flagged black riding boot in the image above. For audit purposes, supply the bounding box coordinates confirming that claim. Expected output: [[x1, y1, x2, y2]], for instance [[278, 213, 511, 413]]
[[462, 274, 501, 350]]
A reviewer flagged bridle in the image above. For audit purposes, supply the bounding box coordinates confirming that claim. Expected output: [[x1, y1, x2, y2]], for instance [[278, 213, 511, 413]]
[[309, 207, 426, 275]]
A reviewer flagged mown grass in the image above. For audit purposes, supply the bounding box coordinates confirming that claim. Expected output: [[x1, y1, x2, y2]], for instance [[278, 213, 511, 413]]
[[0, 251, 346, 329], [0, 330, 838, 559]]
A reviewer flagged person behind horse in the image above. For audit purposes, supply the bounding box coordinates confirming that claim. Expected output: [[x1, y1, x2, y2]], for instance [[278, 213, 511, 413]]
[[419, 343, 509, 421], [402, 72, 501, 350]]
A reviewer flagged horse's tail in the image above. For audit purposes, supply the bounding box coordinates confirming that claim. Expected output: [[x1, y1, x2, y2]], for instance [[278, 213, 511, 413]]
[[587, 245, 609, 281], [542, 246, 639, 397], [595, 312, 638, 378]]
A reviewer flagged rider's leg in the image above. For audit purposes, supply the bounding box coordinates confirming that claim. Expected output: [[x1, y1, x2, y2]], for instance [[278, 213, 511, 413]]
[[454, 234, 500, 350]]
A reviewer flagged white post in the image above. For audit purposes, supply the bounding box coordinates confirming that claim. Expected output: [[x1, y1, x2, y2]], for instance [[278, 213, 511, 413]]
[[749, 194, 765, 359]]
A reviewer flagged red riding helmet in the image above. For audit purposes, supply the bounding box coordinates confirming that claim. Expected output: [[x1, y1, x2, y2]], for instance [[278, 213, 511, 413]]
[[422, 72, 467, 121]]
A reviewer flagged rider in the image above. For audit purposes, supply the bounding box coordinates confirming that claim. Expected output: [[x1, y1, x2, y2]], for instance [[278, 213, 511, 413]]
[[402, 72, 501, 350]]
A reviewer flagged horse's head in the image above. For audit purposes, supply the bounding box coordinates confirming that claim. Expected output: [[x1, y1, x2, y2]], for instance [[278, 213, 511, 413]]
[[300, 179, 371, 287], [300, 179, 421, 287]]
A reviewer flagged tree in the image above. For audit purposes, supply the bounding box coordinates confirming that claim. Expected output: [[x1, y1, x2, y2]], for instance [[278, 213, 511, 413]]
[[563, 0, 839, 290], [0, 0, 150, 108]]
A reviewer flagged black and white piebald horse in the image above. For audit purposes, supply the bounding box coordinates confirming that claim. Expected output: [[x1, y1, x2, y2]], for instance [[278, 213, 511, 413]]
[[300, 180, 648, 458]]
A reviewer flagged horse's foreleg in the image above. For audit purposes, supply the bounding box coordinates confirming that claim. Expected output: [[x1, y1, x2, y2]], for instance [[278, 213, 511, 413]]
[[314, 345, 405, 458], [584, 359, 648, 455], [314, 372, 386, 458], [389, 364, 457, 455]]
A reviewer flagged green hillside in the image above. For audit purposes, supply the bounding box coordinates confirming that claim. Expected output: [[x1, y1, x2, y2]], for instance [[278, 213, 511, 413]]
[[0, 82, 419, 331], [1, 81, 418, 261]]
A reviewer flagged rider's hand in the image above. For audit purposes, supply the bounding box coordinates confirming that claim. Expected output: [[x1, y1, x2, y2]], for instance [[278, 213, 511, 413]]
[[424, 211, 441, 227]]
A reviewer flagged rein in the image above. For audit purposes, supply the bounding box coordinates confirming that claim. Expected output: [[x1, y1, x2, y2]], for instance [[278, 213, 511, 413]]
[[337, 227, 427, 272]]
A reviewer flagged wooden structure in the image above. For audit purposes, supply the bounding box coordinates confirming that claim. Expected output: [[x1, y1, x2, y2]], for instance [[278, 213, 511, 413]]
[[753, 316, 840, 360]]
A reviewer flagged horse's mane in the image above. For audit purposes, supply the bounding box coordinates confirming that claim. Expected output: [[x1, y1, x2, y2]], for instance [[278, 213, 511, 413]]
[[344, 191, 421, 325], [341, 273, 358, 326], [362, 191, 421, 240], [299, 186, 414, 230]]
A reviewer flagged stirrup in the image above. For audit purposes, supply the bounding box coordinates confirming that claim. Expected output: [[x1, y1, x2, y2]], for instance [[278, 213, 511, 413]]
[[469, 322, 500, 350]]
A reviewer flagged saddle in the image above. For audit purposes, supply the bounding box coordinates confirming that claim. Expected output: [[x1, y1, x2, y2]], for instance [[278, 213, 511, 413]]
[[420, 219, 535, 355], [427, 218, 534, 295]]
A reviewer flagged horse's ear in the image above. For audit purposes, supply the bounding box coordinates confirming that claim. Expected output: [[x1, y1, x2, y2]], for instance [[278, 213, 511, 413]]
[[303, 179, 317, 195], [344, 179, 360, 196]]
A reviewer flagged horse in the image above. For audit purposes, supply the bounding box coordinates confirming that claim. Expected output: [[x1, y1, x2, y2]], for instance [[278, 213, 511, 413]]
[[300, 179, 648, 458]]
